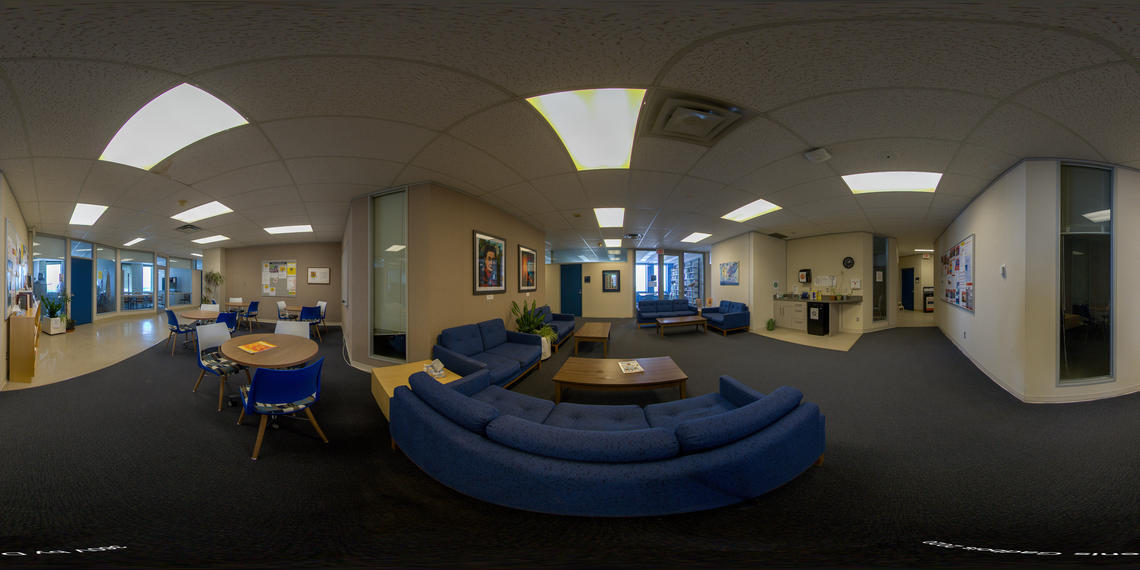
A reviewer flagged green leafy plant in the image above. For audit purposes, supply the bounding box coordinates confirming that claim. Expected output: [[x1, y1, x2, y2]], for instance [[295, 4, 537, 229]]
[[41, 296, 65, 318], [202, 271, 224, 303], [766, 318, 776, 331], [535, 325, 557, 344], [510, 299, 545, 334]]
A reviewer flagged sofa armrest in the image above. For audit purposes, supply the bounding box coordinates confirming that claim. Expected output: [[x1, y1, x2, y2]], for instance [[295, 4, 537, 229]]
[[551, 313, 574, 321], [701, 307, 721, 316], [687, 304, 698, 313], [506, 330, 542, 345], [432, 344, 487, 377], [718, 375, 765, 408], [448, 368, 494, 397], [721, 311, 750, 330]]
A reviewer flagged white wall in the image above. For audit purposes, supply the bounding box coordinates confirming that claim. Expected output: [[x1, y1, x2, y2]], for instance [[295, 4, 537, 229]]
[[545, 263, 561, 313], [1112, 166, 1140, 401], [0, 171, 27, 387], [750, 232, 786, 330]]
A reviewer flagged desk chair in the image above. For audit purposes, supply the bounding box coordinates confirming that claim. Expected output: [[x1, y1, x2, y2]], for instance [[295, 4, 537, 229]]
[[299, 306, 322, 342], [216, 311, 238, 334], [200, 303, 220, 312], [236, 357, 328, 460], [274, 320, 310, 338], [165, 309, 194, 355], [276, 300, 295, 321], [193, 323, 250, 411], [228, 297, 246, 322], [316, 300, 328, 333], [244, 301, 260, 331]]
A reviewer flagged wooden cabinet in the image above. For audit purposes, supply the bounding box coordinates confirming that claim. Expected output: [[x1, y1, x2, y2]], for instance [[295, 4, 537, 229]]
[[7, 301, 40, 382], [773, 300, 806, 331]]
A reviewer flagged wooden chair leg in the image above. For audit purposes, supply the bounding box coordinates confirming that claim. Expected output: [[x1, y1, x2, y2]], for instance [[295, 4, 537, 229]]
[[814, 454, 825, 467], [244, 368, 252, 383], [252, 415, 268, 460], [217, 375, 227, 411], [166, 331, 173, 354], [304, 408, 329, 443], [192, 369, 205, 392], [237, 407, 245, 426]]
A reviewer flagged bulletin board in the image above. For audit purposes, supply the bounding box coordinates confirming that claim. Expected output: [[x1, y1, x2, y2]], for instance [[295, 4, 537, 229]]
[[941, 234, 974, 312], [6, 218, 27, 312], [261, 260, 297, 296]]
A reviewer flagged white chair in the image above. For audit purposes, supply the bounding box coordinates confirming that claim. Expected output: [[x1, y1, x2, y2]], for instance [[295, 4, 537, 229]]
[[193, 322, 250, 411], [228, 297, 243, 303], [200, 303, 220, 312], [274, 320, 310, 338], [227, 297, 246, 326], [316, 300, 328, 332], [276, 300, 296, 320]]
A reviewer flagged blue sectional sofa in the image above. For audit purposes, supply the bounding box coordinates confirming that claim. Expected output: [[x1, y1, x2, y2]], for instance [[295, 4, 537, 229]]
[[432, 319, 541, 388], [636, 299, 699, 327], [535, 305, 575, 351], [390, 370, 825, 517], [701, 301, 751, 335]]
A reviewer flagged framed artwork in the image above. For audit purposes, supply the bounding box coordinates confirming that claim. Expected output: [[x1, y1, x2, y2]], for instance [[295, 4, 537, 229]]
[[518, 245, 537, 292], [307, 267, 330, 284], [473, 230, 506, 295], [602, 270, 620, 292], [719, 261, 740, 285]]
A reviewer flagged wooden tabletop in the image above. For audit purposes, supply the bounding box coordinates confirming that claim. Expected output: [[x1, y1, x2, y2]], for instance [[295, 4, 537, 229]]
[[180, 310, 220, 321], [553, 356, 687, 389], [370, 360, 461, 420], [225, 302, 249, 308], [220, 333, 319, 369], [656, 315, 706, 325], [575, 321, 611, 340]]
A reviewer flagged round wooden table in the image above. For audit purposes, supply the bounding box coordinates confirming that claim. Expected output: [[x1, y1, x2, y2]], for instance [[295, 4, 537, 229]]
[[220, 333, 318, 369], [180, 310, 220, 321]]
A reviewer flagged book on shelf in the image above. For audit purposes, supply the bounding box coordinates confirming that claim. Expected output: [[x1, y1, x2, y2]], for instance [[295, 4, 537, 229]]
[[238, 341, 277, 354], [618, 360, 644, 374]]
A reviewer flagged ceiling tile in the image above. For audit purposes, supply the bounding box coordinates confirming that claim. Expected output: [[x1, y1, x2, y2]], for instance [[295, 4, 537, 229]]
[[824, 138, 960, 176], [532, 173, 588, 211], [734, 155, 835, 197], [449, 102, 574, 180], [0, 86, 29, 159], [164, 125, 281, 185], [193, 161, 295, 197], [33, 158, 92, 202], [578, 170, 629, 207], [261, 117, 437, 163], [0, 158, 39, 202], [296, 184, 374, 203], [224, 186, 303, 210], [627, 171, 682, 210], [411, 135, 521, 193], [488, 182, 557, 215], [945, 144, 1019, 182], [285, 157, 402, 188], [77, 161, 148, 205], [630, 137, 708, 174]]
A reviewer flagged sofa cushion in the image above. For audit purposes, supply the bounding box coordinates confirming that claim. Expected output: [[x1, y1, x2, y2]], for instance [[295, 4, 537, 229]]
[[669, 299, 691, 312], [644, 393, 736, 430], [543, 402, 650, 431], [718, 375, 766, 408], [471, 386, 555, 423], [705, 312, 725, 324], [438, 324, 484, 357], [471, 351, 522, 386], [720, 301, 747, 314], [447, 369, 493, 397], [674, 386, 803, 454], [486, 342, 540, 366], [638, 300, 663, 313], [486, 415, 679, 463], [408, 371, 499, 434], [477, 319, 509, 350], [549, 320, 574, 340], [537, 305, 553, 324]]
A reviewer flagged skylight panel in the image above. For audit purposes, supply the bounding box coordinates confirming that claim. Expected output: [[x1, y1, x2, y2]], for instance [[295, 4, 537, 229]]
[[721, 199, 781, 222], [527, 88, 646, 171], [123, 237, 146, 246], [69, 203, 108, 225], [593, 208, 625, 228], [171, 201, 233, 223], [842, 171, 942, 194], [264, 225, 313, 235], [191, 235, 229, 244], [100, 83, 248, 171], [681, 232, 711, 243]]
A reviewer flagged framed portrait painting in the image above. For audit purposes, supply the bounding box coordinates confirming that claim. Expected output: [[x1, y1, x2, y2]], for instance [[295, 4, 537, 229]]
[[602, 270, 620, 292], [473, 230, 506, 295], [518, 244, 537, 292]]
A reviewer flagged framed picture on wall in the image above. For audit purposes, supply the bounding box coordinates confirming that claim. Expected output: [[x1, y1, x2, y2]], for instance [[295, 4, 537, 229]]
[[473, 230, 506, 295], [602, 270, 620, 292], [518, 245, 537, 292], [307, 267, 330, 284]]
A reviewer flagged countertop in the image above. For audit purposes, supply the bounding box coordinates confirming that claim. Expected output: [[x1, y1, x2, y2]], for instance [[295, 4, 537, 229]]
[[773, 295, 863, 304]]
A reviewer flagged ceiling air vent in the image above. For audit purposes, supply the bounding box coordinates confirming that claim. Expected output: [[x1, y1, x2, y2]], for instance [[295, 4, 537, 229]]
[[623, 233, 642, 240], [643, 92, 745, 146], [175, 224, 202, 233]]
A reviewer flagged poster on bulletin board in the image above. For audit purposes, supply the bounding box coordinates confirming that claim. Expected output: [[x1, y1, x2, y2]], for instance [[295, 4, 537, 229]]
[[941, 234, 974, 312], [5, 218, 27, 313], [261, 260, 297, 296]]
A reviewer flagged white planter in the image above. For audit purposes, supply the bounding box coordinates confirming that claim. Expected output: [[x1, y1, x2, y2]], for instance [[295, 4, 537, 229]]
[[42, 316, 65, 335], [540, 337, 551, 360]]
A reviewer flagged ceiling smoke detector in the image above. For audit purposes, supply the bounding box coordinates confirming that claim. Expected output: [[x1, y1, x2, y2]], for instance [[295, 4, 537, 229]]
[[802, 148, 831, 163]]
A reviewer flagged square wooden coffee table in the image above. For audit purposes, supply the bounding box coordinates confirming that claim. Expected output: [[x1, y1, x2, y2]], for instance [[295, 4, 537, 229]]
[[552, 356, 687, 403], [574, 321, 612, 356], [656, 315, 707, 336]]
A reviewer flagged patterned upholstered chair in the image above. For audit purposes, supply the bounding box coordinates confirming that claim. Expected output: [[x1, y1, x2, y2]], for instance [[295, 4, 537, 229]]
[[193, 322, 250, 411], [237, 357, 328, 460]]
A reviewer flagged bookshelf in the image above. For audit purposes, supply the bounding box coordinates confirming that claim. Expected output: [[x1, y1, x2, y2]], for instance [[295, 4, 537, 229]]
[[7, 300, 40, 382]]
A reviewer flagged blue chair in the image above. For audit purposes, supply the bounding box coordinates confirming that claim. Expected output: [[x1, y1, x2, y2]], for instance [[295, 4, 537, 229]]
[[192, 322, 250, 411], [245, 301, 260, 331], [236, 357, 328, 460], [165, 309, 194, 356], [216, 311, 238, 334], [299, 306, 322, 342]]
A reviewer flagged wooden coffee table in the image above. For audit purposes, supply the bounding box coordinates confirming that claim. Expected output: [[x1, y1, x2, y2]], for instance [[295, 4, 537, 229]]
[[552, 356, 687, 403], [574, 321, 611, 356], [656, 315, 707, 336], [370, 360, 461, 420]]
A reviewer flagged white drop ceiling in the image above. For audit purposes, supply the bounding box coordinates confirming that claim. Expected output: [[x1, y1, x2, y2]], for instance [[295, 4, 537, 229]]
[[1, 1, 1138, 258]]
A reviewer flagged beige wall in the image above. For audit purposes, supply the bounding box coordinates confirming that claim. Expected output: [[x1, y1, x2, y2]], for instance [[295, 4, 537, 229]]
[[786, 232, 874, 332], [749, 232, 786, 330], [221, 242, 342, 323], [581, 257, 634, 318], [0, 172, 27, 386], [710, 233, 751, 306], [545, 263, 561, 313], [899, 253, 935, 311]]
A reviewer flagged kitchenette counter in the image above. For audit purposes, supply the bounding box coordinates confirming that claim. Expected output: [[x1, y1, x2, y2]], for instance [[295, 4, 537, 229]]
[[773, 295, 863, 304]]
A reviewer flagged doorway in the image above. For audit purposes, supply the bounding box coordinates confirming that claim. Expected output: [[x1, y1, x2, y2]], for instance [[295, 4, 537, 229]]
[[69, 257, 93, 325], [560, 264, 582, 316], [900, 267, 915, 310]]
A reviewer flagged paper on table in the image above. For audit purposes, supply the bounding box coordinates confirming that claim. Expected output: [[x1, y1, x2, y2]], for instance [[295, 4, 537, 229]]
[[618, 360, 644, 374]]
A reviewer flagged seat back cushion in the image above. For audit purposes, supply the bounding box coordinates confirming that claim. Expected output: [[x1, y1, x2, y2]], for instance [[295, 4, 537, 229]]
[[447, 369, 493, 397], [477, 319, 508, 350], [438, 324, 484, 357], [485, 415, 679, 463], [537, 305, 553, 323], [409, 371, 499, 434], [670, 299, 691, 312], [674, 386, 803, 453], [638, 299, 661, 313]]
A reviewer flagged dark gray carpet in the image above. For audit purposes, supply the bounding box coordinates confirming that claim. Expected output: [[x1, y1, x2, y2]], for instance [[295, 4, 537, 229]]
[[1, 319, 1138, 568]]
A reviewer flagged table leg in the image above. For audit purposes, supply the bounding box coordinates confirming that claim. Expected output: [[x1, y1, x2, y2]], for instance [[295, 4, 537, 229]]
[[679, 379, 687, 399], [554, 383, 562, 403], [603, 339, 608, 357], [574, 338, 579, 355]]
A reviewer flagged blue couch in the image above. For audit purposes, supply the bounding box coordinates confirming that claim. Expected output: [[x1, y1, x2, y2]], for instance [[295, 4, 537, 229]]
[[701, 301, 751, 335], [390, 370, 825, 517], [432, 319, 541, 388], [535, 305, 575, 351], [636, 299, 699, 327]]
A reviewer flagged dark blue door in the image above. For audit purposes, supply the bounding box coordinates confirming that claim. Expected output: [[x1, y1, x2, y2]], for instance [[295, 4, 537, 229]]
[[560, 264, 582, 317], [70, 257, 93, 325], [901, 267, 915, 311]]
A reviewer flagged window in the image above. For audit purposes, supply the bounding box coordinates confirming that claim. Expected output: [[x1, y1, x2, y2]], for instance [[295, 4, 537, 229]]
[[683, 252, 704, 307], [371, 189, 407, 361], [168, 257, 193, 306], [635, 250, 659, 302], [1060, 164, 1112, 383], [32, 235, 66, 304], [121, 250, 154, 310], [96, 245, 117, 314], [872, 236, 888, 321]]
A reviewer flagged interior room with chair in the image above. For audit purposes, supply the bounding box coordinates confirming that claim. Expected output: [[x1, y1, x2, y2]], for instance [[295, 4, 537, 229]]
[[1, 2, 1140, 568]]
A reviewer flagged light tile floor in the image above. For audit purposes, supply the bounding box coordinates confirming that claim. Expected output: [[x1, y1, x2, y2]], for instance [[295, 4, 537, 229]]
[[751, 327, 863, 352], [895, 308, 936, 327]]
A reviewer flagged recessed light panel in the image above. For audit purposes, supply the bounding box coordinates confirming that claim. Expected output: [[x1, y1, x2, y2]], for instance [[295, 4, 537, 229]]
[[123, 237, 146, 246], [172, 201, 233, 223], [263, 225, 313, 235], [69, 203, 108, 225], [191, 253, 203, 257], [191, 235, 229, 244], [914, 248, 934, 252], [593, 208, 625, 228], [681, 232, 711, 243], [1082, 209, 1111, 223], [527, 88, 646, 170], [603, 239, 622, 248], [721, 199, 781, 222], [100, 83, 248, 171], [842, 171, 942, 194]]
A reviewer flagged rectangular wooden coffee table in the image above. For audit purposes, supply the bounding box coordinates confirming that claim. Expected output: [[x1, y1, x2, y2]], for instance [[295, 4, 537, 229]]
[[656, 315, 707, 336], [574, 321, 612, 356], [552, 356, 687, 403]]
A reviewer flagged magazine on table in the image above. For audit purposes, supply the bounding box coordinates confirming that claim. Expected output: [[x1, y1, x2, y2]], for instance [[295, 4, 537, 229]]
[[618, 360, 644, 374], [238, 341, 277, 354]]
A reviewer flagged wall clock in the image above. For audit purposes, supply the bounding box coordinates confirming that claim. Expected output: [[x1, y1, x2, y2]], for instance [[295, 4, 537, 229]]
[[842, 256, 855, 269]]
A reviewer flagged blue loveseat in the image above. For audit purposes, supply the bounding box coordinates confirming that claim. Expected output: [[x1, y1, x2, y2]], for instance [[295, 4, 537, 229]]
[[535, 305, 575, 351], [390, 370, 825, 517], [701, 301, 751, 335], [636, 299, 699, 327], [432, 319, 541, 388]]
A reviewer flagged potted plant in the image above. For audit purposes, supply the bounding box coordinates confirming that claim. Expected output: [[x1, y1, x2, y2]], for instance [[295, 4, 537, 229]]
[[40, 296, 66, 335], [511, 300, 558, 360], [202, 271, 224, 304], [65, 314, 75, 332]]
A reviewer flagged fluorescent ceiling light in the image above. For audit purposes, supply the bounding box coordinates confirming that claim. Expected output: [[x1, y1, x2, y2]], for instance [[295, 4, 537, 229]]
[[722, 198, 781, 222], [191, 235, 229, 244], [526, 88, 646, 170], [593, 208, 625, 228], [263, 224, 313, 235], [914, 248, 934, 252], [1082, 209, 1111, 223], [123, 237, 146, 247], [99, 83, 248, 171], [842, 171, 942, 194], [191, 253, 203, 257], [172, 200, 233, 223], [603, 239, 622, 248], [681, 232, 711, 243], [69, 203, 108, 225], [385, 244, 406, 252]]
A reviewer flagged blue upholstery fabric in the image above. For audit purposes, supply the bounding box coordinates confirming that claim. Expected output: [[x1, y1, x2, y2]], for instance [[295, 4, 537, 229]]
[[240, 385, 315, 414], [486, 415, 679, 463], [409, 371, 499, 434], [486, 342, 539, 368], [543, 402, 650, 431], [718, 375, 765, 407], [431, 344, 486, 377], [470, 352, 521, 386], [438, 324, 484, 357], [536, 305, 553, 323], [200, 349, 243, 375], [702, 302, 750, 332], [675, 386, 803, 453], [636, 299, 698, 323], [644, 393, 736, 430], [447, 369, 492, 397], [477, 319, 509, 351], [470, 386, 555, 423]]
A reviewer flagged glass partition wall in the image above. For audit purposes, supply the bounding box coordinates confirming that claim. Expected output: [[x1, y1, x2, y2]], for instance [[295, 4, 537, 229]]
[[121, 250, 154, 310], [168, 258, 193, 306], [96, 245, 117, 314], [32, 235, 66, 303], [371, 188, 408, 361], [634, 249, 706, 307], [1060, 164, 1112, 383]]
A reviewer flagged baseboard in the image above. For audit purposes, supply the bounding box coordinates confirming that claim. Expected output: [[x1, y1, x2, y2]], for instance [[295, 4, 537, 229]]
[[940, 328, 1028, 403], [349, 360, 374, 374]]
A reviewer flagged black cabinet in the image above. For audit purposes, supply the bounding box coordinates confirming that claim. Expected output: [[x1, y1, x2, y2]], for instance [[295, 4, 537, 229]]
[[807, 302, 829, 335]]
